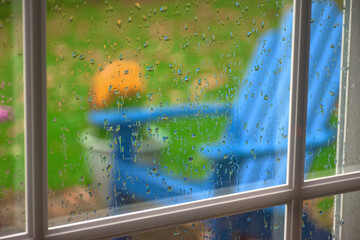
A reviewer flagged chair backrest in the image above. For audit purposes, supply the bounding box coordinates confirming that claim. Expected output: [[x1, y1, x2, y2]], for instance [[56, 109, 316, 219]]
[[206, 1, 342, 159]]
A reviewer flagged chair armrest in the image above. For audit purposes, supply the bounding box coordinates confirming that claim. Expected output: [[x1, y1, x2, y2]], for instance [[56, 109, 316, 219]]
[[88, 103, 231, 127]]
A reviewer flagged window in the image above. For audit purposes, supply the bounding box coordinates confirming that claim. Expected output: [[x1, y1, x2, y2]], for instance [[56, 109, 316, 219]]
[[0, 0, 360, 239]]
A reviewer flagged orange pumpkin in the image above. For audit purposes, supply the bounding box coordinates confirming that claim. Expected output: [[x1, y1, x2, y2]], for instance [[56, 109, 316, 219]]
[[92, 60, 144, 108]]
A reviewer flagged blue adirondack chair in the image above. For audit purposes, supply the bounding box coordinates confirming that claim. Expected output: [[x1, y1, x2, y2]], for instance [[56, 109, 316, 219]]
[[89, 0, 341, 238], [201, 1, 341, 195]]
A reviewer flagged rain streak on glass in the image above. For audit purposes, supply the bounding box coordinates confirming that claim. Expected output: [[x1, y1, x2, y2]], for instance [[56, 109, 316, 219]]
[[0, 0, 25, 236], [46, 0, 293, 227]]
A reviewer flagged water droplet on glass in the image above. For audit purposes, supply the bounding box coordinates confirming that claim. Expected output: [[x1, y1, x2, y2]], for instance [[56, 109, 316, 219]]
[[134, 2, 141, 10], [106, 164, 112, 172], [72, 50, 79, 58], [147, 127, 152, 133], [116, 20, 122, 27]]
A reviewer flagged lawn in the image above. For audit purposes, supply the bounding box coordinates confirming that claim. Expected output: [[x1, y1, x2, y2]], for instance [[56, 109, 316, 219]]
[[45, 0, 292, 190], [0, 0, 338, 199]]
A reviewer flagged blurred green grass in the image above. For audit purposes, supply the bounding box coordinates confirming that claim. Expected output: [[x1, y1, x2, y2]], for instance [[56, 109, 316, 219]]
[[45, 0, 288, 190], [0, 0, 338, 193], [0, 0, 24, 194]]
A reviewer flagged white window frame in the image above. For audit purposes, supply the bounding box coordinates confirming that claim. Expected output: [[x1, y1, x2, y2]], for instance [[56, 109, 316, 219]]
[[1, 0, 360, 239]]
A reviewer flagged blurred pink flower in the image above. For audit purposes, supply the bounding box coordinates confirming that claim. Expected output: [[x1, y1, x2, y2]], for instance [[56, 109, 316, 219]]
[[0, 106, 12, 122]]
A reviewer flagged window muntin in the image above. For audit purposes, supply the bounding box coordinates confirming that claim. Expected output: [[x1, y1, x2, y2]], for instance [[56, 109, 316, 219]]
[[0, 0, 25, 236]]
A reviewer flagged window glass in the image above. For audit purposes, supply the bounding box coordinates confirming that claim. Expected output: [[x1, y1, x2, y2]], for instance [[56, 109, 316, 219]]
[[0, 0, 25, 236], [304, 0, 360, 180], [134, 205, 285, 240], [302, 190, 360, 239], [304, 0, 342, 180], [46, 0, 293, 226]]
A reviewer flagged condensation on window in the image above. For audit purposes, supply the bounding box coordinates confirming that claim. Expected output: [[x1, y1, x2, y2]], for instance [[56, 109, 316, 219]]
[[46, 0, 293, 227], [0, 0, 25, 236]]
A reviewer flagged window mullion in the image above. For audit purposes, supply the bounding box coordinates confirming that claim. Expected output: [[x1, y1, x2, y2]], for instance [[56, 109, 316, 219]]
[[45, 185, 293, 240], [302, 171, 360, 199], [23, 0, 48, 239], [286, 0, 312, 239]]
